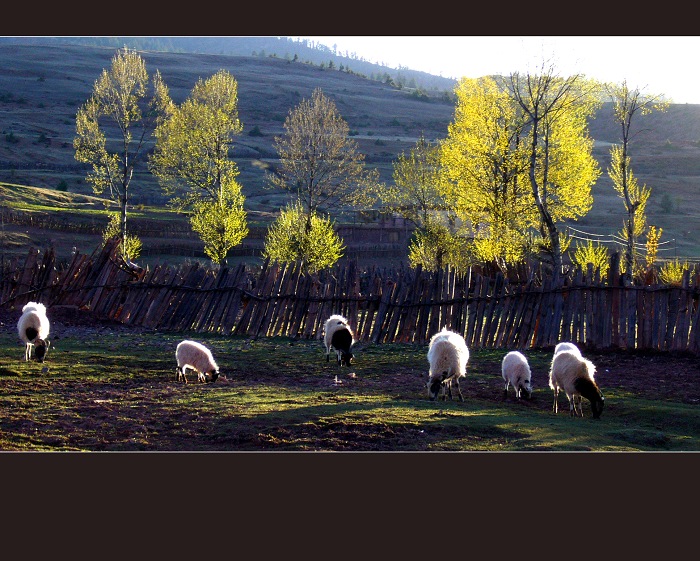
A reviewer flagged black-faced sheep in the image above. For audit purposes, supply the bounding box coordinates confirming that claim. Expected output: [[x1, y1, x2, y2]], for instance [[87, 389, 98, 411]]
[[549, 350, 605, 419], [175, 340, 220, 384], [323, 314, 354, 367], [17, 301, 51, 362], [426, 327, 469, 401], [501, 350, 532, 400]]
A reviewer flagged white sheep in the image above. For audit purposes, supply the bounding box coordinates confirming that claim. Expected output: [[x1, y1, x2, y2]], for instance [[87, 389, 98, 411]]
[[175, 340, 220, 384], [501, 350, 532, 400], [323, 314, 355, 367], [426, 327, 469, 401], [17, 301, 51, 362], [549, 350, 605, 418]]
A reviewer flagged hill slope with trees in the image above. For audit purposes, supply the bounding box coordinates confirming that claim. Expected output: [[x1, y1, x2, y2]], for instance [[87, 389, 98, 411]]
[[0, 41, 699, 266]]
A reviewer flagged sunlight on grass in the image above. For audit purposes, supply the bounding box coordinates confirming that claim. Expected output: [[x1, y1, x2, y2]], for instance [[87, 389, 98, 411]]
[[0, 330, 698, 451]]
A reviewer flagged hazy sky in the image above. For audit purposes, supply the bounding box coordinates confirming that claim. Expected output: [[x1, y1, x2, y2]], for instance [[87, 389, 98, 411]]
[[293, 36, 700, 104]]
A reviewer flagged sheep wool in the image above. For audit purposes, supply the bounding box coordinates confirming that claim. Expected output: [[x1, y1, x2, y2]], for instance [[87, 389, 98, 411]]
[[501, 350, 533, 400], [176, 340, 220, 384], [553, 341, 582, 358], [17, 301, 51, 362], [426, 327, 469, 401], [549, 350, 605, 419], [323, 314, 355, 367]]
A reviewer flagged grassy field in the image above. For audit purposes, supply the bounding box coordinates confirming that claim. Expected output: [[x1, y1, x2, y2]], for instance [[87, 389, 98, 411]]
[[1, 323, 697, 452]]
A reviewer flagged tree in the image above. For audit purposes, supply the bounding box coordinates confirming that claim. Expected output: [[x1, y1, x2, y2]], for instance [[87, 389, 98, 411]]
[[74, 47, 170, 262], [266, 87, 378, 269], [571, 239, 609, 279], [385, 133, 446, 228], [605, 81, 669, 285], [407, 217, 473, 272], [190, 182, 248, 264], [440, 76, 534, 272], [268, 87, 378, 217], [507, 64, 602, 283], [102, 211, 142, 262], [263, 200, 344, 274], [382, 133, 470, 270], [149, 70, 248, 264]]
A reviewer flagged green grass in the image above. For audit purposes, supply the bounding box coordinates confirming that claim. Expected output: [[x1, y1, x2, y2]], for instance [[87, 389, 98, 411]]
[[1, 329, 697, 451]]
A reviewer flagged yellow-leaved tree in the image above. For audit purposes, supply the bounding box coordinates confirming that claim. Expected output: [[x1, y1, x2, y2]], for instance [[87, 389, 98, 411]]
[[74, 47, 171, 263], [263, 200, 344, 274], [380, 133, 469, 271], [149, 70, 248, 264], [605, 80, 668, 285], [440, 76, 534, 273], [507, 64, 602, 283], [265, 88, 379, 271]]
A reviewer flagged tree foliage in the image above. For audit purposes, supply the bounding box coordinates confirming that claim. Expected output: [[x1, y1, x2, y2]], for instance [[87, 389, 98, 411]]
[[658, 258, 690, 286], [268, 87, 379, 216], [384, 133, 446, 228], [507, 64, 602, 282], [407, 218, 473, 272], [190, 182, 248, 264], [605, 80, 669, 284], [74, 47, 170, 248], [102, 211, 142, 262], [263, 200, 344, 273], [149, 70, 247, 263], [571, 239, 609, 278], [440, 76, 534, 271]]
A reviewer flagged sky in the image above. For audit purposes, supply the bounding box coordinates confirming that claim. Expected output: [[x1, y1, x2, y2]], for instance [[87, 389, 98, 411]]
[[293, 36, 700, 105]]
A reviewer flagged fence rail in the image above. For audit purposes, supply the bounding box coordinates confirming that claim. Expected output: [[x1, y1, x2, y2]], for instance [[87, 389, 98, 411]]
[[2, 240, 700, 354]]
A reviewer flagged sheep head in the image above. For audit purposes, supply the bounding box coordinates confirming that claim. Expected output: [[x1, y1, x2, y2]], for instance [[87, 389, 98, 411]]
[[339, 351, 354, 367], [427, 372, 448, 401], [519, 378, 533, 400], [34, 339, 50, 363]]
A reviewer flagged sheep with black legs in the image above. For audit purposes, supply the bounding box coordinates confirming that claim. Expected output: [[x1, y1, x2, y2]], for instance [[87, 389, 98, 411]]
[[17, 301, 51, 362], [323, 314, 354, 367], [175, 340, 220, 384], [501, 350, 532, 400], [426, 327, 469, 401], [549, 350, 605, 418]]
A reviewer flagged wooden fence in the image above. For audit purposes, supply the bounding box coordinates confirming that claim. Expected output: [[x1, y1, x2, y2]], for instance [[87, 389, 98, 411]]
[[2, 239, 700, 354]]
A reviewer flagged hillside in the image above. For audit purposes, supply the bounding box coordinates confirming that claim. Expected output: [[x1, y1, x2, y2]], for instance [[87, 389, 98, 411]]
[[1, 42, 699, 267]]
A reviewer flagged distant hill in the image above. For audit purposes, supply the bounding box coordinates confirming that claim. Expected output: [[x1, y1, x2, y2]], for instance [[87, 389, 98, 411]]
[[0, 36, 459, 94], [0, 41, 699, 265]]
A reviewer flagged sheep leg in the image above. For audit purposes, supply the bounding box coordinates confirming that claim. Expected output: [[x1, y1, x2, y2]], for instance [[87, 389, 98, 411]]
[[24, 343, 32, 361], [503, 383, 509, 400], [552, 388, 559, 413], [455, 379, 464, 402]]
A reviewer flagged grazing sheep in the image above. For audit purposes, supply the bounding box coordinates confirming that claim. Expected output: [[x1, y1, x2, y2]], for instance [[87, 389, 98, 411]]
[[323, 314, 354, 367], [549, 350, 605, 419], [426, 327, 469, 401], [501, 350, 532, 400], [17, 301, 51, 362], [175, 340, 220, 384]]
